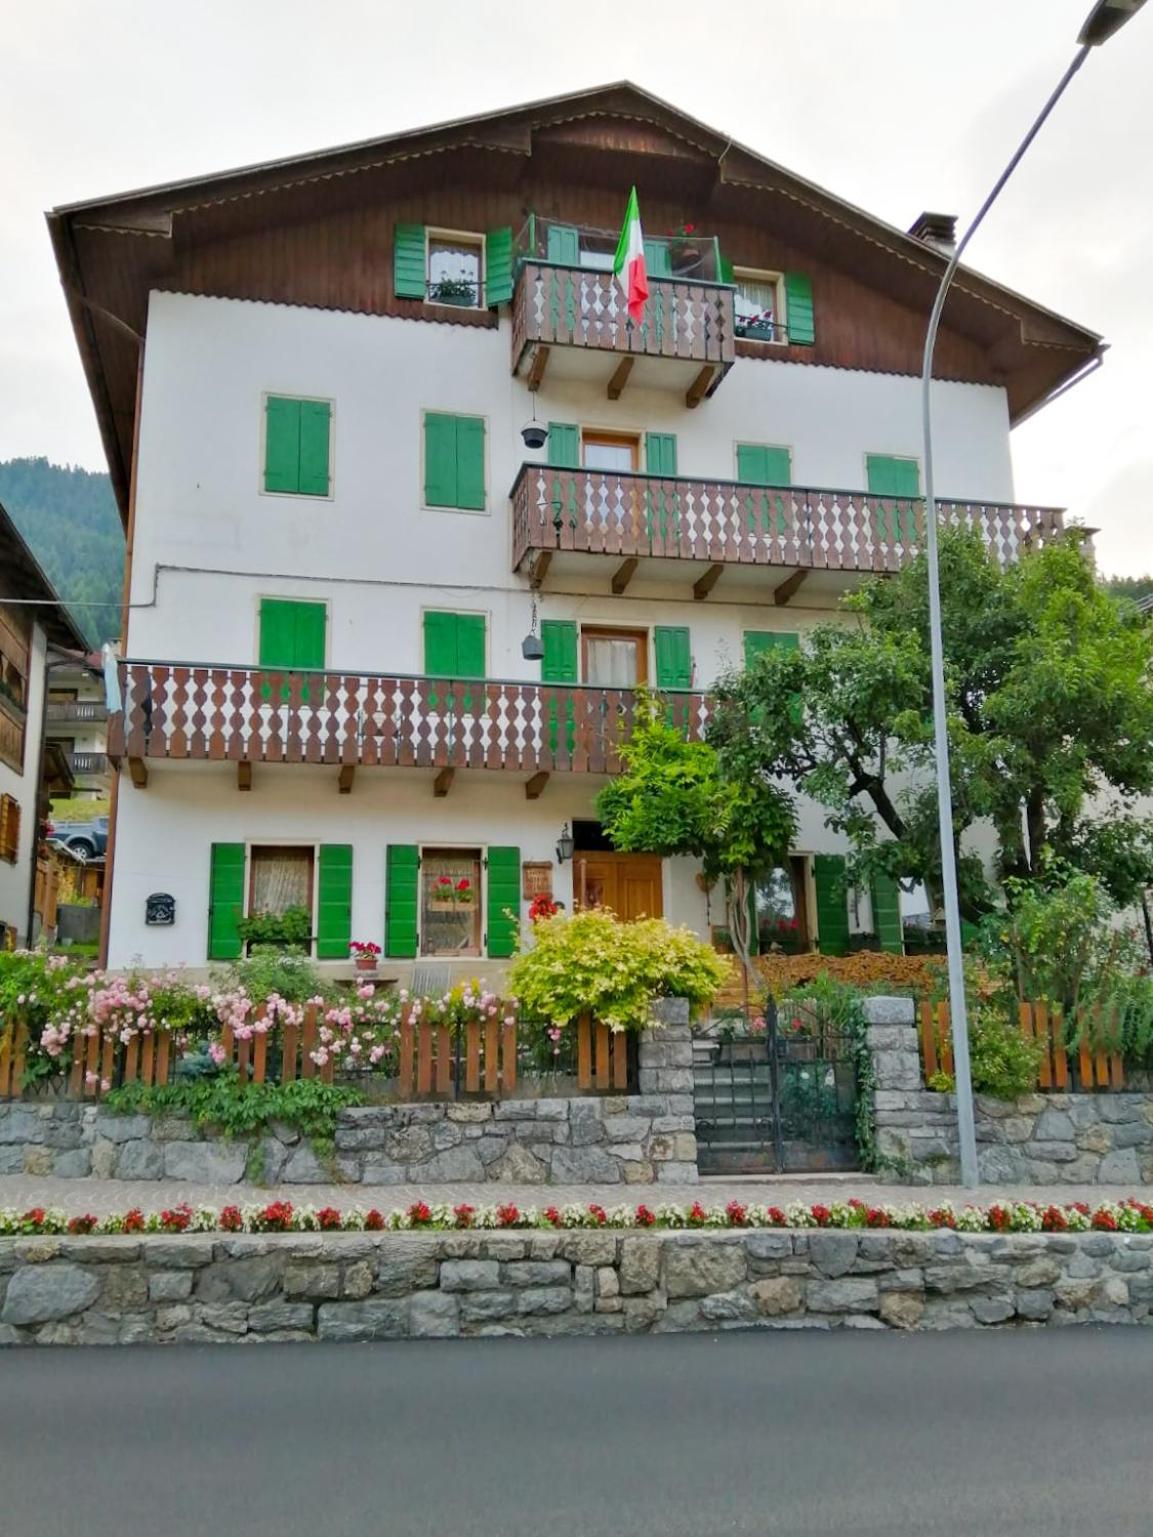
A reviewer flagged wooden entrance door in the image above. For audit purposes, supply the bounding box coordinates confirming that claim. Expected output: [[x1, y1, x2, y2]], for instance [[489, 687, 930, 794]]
[[575, 853, 663, 920]]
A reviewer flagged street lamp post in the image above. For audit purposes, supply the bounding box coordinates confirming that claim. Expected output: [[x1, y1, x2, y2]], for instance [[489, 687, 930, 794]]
[[921, 0, 1145, 1188]]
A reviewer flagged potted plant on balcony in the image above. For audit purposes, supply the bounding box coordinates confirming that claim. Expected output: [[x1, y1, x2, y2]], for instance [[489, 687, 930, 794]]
[[666, 221, 699, 272], [736, 307, 778, 342], [349, 939, 382, 975], [429, 276, 478, 307]]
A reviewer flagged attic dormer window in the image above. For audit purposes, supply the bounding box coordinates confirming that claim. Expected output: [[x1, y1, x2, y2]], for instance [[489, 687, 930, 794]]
[[427, 229, 484, 308]]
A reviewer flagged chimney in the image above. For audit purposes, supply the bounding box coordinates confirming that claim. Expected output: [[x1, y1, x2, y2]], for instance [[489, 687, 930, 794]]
[[908, 211, 957, 257]]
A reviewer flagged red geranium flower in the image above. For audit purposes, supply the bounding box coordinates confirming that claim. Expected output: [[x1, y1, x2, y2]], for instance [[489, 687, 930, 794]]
[[408, 1201, 433, 1227], [726, 1200, 747, 1227], [810, 1204, 831, 1227], [634, 1204, 656, 1227], [454, 1204, 476, 1228], [496, 1203, 520, 1228], [317, 1207, 342, 1231], [364, 1209, 385, 1231], [544, 1206, 563, 1227], [219, 1205, 244, 1232], [66, 1214, 98, 1235], [122, 1207, 146, 1234]]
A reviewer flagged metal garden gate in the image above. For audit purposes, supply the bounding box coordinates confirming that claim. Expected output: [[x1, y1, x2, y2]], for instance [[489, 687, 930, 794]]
[[694, 998, 859, 1174]]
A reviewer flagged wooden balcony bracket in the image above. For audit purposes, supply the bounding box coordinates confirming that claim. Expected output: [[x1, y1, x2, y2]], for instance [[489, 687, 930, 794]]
[[433, 767, 455, 798], [610, 557, 638, 595], [529, 550, 552, 589], [685, 365, 715, 409], [128, 757, 149, 789], [337, 764, 356, 795], [525, 771, 550, 801], [693, 563, 724, 601], [526, 345, 550, 392], [773, 569, 810, 606], [606, 356, 635, 400], [237, 761, 252, 792]]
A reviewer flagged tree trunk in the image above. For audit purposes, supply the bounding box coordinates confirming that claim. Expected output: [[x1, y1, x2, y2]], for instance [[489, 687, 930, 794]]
[[727, 868, 756, 1020]]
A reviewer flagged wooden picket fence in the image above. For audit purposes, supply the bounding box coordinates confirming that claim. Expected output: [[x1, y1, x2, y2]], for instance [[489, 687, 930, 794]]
[[0, 1005, 632, 1103], [918, 999, 1126, 1092]]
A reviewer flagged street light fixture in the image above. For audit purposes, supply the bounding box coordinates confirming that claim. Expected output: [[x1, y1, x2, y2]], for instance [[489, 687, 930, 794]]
[[921, 0, 1145, 1188]]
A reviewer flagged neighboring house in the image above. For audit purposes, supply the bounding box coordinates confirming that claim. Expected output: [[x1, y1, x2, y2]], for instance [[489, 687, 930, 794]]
[[0, 502, 88, 947], [48, 83, 1102, 976], [44, 663, 111, 801]]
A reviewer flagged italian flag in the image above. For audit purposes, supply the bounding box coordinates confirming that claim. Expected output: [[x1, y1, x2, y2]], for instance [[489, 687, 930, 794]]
[[613, 185, 649, 326]]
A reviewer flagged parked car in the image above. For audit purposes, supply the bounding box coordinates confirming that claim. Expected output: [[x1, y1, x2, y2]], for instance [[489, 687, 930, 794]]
[[50, 815, 109, 861]]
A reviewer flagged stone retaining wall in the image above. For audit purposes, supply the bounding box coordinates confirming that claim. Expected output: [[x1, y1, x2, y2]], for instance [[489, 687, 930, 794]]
[[0, 1008, 698, 1188], [866, 998, 1153, 1185], [2, 1226, 1150, 1345]]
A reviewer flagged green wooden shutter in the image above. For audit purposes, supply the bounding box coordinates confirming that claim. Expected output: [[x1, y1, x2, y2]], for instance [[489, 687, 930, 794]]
[[454, 417, 486, 510], [394, 223, 427, 300], [297, 401, 331, 496], [743, 631, 799, 667], [292, 602, 327, 670], [813, 854, 850, 957], [258, 599, 298, 668], [264, 397, 301, 493], [866, 455, 921, 543], [386, 845, 419, 958], [871, 870, 904, 954], [485, 227, 514, 306], [208, 843, 246, 961], [655, 627, 692, 690], [424, 413, 458, 508], [547, 422, 580, 468], [455, 614, 486, 677], [486, 845, 521, 959], [547, 224, 580, 265], [643, 238, 672, 278], [718, 253, 735, 284], [645, 433, 678, 476], [736, 443, 791, 485], [784, 272, 815, 346], [541, 620, 577, 682], [316, 844, 352, 960], [423, 611, 458, 676]]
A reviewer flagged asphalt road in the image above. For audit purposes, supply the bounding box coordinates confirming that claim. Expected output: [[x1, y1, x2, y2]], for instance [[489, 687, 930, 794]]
[[4, 1330, 1152, 1535]]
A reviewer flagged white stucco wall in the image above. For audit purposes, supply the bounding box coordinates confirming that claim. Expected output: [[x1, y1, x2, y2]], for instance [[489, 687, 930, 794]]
[[0, 620, 47, 943], [109, 291, 1013, 965]]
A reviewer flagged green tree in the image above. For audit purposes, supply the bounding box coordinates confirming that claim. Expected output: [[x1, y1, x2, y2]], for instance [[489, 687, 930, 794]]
[[708, 529, 1153, 917], [595, 696, 796, 1002]]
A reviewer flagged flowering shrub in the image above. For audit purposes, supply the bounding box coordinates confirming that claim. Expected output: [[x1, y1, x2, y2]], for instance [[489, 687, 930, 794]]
[[3, 1197, 1151, 1238], [508, 909, 729, 1036]]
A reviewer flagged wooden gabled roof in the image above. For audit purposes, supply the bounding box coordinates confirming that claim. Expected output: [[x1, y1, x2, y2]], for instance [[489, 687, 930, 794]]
[[48, 82, 1103, 526], [0, 503, 89, 651]]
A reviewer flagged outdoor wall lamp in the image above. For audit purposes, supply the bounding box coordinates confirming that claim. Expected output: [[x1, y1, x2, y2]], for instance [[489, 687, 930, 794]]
[[556, 824, 574, 864]]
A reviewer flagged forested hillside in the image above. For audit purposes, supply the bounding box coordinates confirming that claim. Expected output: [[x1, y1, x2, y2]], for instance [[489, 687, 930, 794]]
[[0, 457, 124, 646]]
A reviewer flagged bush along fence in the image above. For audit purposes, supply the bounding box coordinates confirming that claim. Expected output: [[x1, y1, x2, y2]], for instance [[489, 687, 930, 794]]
[[0, 998, 698, 1188], [3, 1203, 1153, 1346], [873, 998, 1153, 1185]]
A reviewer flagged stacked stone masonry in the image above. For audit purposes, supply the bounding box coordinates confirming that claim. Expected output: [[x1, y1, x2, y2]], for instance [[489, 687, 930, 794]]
[[1, 1227, 1150, 1346], [0, 1012, 699, 1188], [865, 997, 1153, 1186]]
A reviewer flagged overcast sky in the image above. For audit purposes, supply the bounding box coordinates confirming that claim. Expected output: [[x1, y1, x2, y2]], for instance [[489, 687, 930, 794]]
[[2, 0, 1150, 575]]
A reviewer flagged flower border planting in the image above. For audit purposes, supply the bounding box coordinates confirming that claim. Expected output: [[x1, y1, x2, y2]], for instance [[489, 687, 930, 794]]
[[3, 1196, 1152, 1239]]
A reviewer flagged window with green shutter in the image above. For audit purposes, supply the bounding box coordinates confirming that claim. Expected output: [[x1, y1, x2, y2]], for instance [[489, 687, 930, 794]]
[[208, 843, 246, 960], [784, 271, 815, 346], [655, 627, 692, 691], [424, 412, 486, 510], [643, 238, 672, 279], [423, 610, 486, 712], [644, 433, 679, 542], [394, 224, 427, 300], [484, 227, 514, 306], [866, 454, 920, 544], [813, 854, 850, 957], [315, 845, 353, 959], [386, 845, 420, 958], [547, 224, 580, 266], [871, 870, 904, 954], [486, 846, 521, 958], [259, 598, 327, 702], [264, 396, 331, 497], [737, 442, 792, 537], [547, 423, 580, 469], [743, 631, 799, 667]]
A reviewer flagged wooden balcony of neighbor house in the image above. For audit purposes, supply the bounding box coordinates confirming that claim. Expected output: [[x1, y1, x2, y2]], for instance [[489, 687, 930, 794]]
[[45, 699, 108, 725], [511, 464, 1068, 601], [68, 751, 110, 777], [107, 661, 709, 796], [511, 223, 735, 406]]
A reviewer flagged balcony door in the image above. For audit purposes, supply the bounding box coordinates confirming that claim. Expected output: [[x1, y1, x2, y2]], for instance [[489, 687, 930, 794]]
[[581, 627, 647, 688], [582, 430, 639, 536]]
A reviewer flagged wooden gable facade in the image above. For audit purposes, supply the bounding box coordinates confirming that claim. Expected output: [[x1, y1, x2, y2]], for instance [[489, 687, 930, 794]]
[[49, 82, 1102, 526]]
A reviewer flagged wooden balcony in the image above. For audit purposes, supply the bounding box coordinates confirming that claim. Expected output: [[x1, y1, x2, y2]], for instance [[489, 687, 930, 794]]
[[45, 700, 108, 724], [511, 262, 736, 406], [107, 662, 709, 795], [68, 751, 110, 776], [511, 464, 1067, 600]]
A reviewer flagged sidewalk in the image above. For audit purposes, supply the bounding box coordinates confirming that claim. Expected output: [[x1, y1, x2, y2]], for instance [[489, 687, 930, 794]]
[[0, 1172, 1137, 1215]]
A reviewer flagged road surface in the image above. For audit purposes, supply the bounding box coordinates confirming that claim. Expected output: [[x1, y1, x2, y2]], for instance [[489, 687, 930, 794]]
[[3, 1328, 1151, 1535]]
